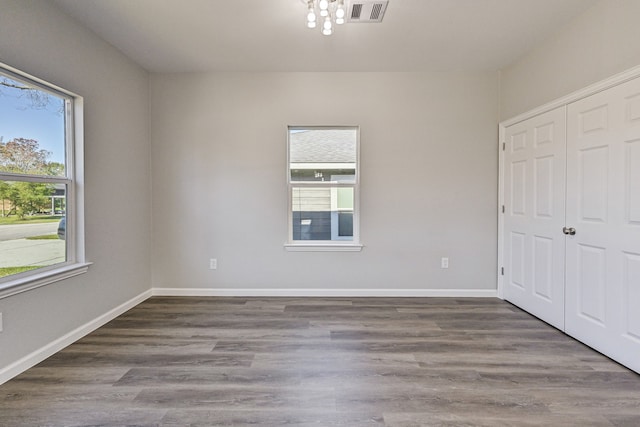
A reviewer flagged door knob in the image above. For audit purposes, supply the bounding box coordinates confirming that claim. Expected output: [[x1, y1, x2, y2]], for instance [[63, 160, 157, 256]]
[[562, 227, 576, 235]]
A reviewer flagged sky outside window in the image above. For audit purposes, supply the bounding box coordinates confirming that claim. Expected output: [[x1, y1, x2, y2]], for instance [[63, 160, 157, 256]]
[[0, 76, 65, 165]]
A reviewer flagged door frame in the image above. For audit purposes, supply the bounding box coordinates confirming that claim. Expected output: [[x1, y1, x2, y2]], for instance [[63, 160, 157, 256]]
[[497, 64, 640, 298]]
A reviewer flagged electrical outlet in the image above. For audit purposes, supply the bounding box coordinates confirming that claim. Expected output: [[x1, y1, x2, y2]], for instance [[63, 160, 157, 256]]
[[441, 257, 449, 269], [209, 258, 217, 270]]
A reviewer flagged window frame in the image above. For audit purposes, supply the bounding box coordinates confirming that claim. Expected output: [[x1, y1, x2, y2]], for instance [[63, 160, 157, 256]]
[[285, 125, 363, 252], [0, 62, 89, 299]]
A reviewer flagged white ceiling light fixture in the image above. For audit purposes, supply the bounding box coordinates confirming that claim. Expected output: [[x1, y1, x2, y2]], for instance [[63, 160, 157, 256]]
[[303, 0, 347, 36], [302, 0, 389, 35]]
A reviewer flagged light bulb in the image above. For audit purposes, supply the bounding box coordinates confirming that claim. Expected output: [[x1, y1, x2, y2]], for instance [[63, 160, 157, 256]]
[[322, 27, 332, 35], [336, 7, 345, 19], [336, 17, 344, 25], [323, 16, 332, 30], [319, 0, 329, 16], [307, 11, 316, 22], [307, 20, 316, 28]]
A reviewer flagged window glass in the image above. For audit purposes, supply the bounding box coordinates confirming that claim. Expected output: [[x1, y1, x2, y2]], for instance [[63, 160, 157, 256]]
[[0, 75, 66, 176], [288, 127, 358, 244], [0, 67, 73, 283], [289, 128, 356, 183]]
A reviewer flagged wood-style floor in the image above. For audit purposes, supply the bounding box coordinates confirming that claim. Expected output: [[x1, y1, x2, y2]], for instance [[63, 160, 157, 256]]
[[1, 297, 640, 426]]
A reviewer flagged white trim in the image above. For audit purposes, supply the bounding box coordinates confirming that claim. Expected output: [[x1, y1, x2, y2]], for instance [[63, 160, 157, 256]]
[[497, 63, 640, 297], [500, 64, 640, 128], [287, 125, 361, 246], [152, 287, 498, 298], [290, 181, 356, 187], [0, 173, 71, 183], [290, 162, 355, 170], [0, 61, 87, 293], [72, 96, 86, 266], [0, 263, 92, 300], [284, 243, 363, 252], [0, 62, 78, 98], [497, 125, 505, 299], [0, 289, 152, 385]]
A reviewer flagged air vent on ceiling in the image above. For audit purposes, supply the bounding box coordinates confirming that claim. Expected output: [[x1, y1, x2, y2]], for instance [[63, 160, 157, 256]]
[[347, 0, 388, 23]]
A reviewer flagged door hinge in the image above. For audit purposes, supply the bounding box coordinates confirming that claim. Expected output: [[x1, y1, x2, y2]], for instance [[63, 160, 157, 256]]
[[502, 205, 505, 213], [501, 267, 504, 276], [502, 142, 505, 151]]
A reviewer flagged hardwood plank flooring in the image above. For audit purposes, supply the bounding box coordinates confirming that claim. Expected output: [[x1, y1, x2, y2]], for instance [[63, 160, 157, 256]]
[[1, 297, 639, 426]]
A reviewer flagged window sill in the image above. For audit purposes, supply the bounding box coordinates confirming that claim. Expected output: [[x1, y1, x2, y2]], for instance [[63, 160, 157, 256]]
[[0, 262, 92, 300], [284, 243, 363, 252]]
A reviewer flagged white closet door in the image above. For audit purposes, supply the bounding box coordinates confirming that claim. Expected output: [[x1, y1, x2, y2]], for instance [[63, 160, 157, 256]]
[[566, 77, 640, 372], [504, 107, 567, 329]]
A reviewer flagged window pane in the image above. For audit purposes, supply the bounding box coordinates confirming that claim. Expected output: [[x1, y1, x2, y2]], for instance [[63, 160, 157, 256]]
[[338, 212, 353, 237], [0, 180, 67, 278], [337, 187, 354, 210], [0, 74, 66, 177], [289, 128, 356, 183], [291, 186, 353, 241]]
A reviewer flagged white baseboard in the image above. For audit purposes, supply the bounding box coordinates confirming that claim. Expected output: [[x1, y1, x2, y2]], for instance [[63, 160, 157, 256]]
[[0, 289, 152, 385], [152, 287, 498, 298]]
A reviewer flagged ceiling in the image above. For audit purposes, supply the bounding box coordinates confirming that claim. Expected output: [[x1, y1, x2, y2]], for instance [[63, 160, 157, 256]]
[[53, 0, 597, 73]]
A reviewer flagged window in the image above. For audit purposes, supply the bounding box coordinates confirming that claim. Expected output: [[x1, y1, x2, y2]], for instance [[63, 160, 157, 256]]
[[286, 126, 362, 251], [0, 63, 87, 298]]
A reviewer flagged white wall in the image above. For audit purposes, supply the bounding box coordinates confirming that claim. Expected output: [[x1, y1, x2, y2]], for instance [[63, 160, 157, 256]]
[[500, 0, 640, 120], [151, 72, 499, 293], [0, 0, 150, 370]]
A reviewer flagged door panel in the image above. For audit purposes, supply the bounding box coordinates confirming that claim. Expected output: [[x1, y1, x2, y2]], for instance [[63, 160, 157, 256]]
[[511, 160, 527, 215], [627, 140, 640, 224], [504, 107, 566, 329], [532, 235, 553, 300], [576, 243, 607, 325], [622, 252, 640, 340], [579, 146, 609, 222], [534, 156, 554, 218], [566, 77, 640, 373], [509, 231, 526, 289]]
